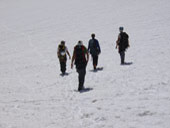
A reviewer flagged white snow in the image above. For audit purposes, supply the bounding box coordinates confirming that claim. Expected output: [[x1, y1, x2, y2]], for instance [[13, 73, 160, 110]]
[[0, 0, 170, 128]]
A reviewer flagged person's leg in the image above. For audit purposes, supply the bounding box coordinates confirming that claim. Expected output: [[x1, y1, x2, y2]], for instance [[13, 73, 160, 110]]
[[59, 61, 62, 73], [122, 51, 125, 64], [92, 55, 95, 69], [60, 61, 66, 74], [77, 68, 86, 91], [92, 55, 98, 70], [95, 55, 98, 67], [120, 51, 125, 64]]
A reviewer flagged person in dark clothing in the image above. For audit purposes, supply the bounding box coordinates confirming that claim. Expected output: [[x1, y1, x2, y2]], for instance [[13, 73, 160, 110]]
[[88, 33, 101, 70], [57, 41, 71, 74], [116, 27, 130, 65], [71, 41, 89, 91]]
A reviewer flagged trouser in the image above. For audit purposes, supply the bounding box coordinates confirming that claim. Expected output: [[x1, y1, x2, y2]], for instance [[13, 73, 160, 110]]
[[60, 61, 66, 73], [92, 55, 98, 68], [119, 51, 125, 64], [76, 68, 86, 91]]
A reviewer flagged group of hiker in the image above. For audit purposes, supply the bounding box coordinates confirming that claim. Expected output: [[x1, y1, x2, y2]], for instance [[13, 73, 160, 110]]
[[57, 27, 130, 91]]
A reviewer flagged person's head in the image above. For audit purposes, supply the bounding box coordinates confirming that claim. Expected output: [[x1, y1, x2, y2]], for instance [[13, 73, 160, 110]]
[[61, 40, 65, 46], [119, 27, 124, 32], [77, 40, 83, 46], [91, 33, 95, 39]]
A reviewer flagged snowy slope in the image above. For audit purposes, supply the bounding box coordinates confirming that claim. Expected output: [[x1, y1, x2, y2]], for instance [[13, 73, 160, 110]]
[[0, 0, 170, 128]]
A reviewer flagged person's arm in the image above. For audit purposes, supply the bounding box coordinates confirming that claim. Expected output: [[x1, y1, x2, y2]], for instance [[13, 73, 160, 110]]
[[57, 47, 60, 58], [71, 48, 76, 69], [116, 34, 120, 49], [96, 40, 101, 53], [66, 47, 71, 59], [86, 50, 89, 63], [128, 40, 130, 48], [84, 46, 89, 64], [67, 51, 71, 59], [88, 40, 90, 52]]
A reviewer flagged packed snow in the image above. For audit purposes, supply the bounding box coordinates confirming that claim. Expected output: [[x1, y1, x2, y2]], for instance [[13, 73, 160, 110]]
[[0, 0, 170, 128]]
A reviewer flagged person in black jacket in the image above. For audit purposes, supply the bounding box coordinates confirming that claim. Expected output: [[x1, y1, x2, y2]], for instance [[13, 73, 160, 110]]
[[71, 41, 89, 91], [116, 27, 130, 65], [88, 33, 101, 70]]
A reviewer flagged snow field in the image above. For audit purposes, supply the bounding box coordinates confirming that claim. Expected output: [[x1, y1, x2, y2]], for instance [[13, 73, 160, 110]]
[[0, 0, 170, 128]]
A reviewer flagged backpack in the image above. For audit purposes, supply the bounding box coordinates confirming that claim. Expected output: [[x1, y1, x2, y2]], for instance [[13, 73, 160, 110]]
[[89, 39, 100, 55], [74, 45, 87, 69], [58, 44, 66, 61], [119, 32, 129, 50]]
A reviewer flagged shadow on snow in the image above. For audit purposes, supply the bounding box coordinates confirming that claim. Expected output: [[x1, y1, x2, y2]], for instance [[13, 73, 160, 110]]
[[60, 72, 70, 77], [121, 62, 133, 66], [74, 88, 93, 93], [79, 88, 93, 93], [89, 67, 104, 72]]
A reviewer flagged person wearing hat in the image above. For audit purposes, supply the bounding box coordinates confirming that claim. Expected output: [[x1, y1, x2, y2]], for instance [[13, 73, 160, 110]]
[[71, 41, 89, 91], [57, 41, 71, 75], [116, 27, 130, 65], [88, 33, 101, 70]]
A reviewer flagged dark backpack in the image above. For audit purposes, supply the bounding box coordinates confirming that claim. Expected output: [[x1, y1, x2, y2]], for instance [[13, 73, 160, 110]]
[[119, 32, 129, 50], [89, 39, 100, 55], [74, 45, 86, 69]]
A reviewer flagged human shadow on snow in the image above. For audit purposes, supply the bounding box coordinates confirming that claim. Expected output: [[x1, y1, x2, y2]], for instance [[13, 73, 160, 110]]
[[77, 88, 93, 93], [60, 72, 70, 77], [121, 62, 133, 66], [89, 67, 104, 72]]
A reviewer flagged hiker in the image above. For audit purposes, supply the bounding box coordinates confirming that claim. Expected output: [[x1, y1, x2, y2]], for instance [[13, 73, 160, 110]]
[[116, 27, 130, 65], [57, 41, 71, 74], [71, 41, 89, 91], [88, 33, 101, 70]]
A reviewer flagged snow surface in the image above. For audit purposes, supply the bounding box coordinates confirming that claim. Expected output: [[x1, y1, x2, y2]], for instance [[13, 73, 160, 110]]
[[0, 0, 170, 128]]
